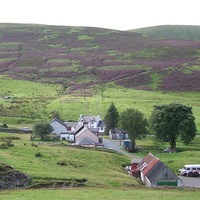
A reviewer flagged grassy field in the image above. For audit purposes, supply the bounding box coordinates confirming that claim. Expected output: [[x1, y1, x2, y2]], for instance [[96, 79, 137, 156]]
[[1, 188, 200, 200], [0, 75, 61, 127], [48, 86, 200, 131], [0, 133, 139, 188], [0, 76, 200, 131], [0, 133, 200, 199]]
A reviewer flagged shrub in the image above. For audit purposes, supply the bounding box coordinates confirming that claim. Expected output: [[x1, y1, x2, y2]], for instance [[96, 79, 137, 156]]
[[0, 143, 9, 149], [0, 138, 14, 149], [35, 152, 42, 157], [2, 123, 8, 128], [31, 142, 38, 147], [6, 139, 14, 147], [57, 160, 67, 166]]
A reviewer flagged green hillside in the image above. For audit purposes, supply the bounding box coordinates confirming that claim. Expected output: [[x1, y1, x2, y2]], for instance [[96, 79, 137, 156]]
[[1, 133, 200, 199], [0, 133, 139, 189], [130, 25, 200, 40], [0, 75, 200, 132], [1, 24, 200, 199], [0, 23, 200, 130], [0, 23, 200, 91]]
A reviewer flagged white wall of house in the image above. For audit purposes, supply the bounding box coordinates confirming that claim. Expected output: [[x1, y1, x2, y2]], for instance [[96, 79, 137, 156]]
[[145, 177, 152, 187], [78, 114, 106, 134], [50, 121, 67, 136], [178, 179, 183, 187], [98, 126, 105, 133], [96, 114, 105, 133], [60, 133, 74, 142], [88, 120, 97, 129], [140, 172, 145, 184]]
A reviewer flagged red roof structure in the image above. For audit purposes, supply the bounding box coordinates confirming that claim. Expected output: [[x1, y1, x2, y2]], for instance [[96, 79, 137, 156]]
[[131, 153, 182, 187]]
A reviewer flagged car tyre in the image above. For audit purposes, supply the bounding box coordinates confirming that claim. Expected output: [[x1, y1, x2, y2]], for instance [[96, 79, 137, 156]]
[[193, 172, 199, 177], [188, 172, 193, 177], [182, 173, 187, 176]]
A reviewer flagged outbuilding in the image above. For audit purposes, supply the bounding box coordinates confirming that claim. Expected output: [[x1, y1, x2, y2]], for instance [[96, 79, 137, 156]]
[[50, 118, 68, 137], [131, 153, 182, 187], [74, 126, 102, 147]]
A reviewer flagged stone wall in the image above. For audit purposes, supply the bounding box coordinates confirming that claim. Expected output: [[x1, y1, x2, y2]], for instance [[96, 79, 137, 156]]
[[0, 163, 30, 189]]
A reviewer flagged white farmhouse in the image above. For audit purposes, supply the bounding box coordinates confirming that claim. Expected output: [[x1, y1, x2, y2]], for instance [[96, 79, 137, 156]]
[[78, 114, 106, 134]]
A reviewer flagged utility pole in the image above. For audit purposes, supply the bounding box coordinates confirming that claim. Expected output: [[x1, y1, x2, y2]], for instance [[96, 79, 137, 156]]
[[120, 131, 122, 146]]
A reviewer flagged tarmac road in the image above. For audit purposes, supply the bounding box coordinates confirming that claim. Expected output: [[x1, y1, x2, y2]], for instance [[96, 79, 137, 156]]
[[179, 176, 200, 188], [103, 138, 142, 161]]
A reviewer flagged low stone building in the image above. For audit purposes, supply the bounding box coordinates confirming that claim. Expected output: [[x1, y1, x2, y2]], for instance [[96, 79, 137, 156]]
[[131, 153, 182, 187]]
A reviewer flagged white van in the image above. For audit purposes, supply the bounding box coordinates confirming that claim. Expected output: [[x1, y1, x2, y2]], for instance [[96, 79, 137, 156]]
[[179, 164, 200, 177]]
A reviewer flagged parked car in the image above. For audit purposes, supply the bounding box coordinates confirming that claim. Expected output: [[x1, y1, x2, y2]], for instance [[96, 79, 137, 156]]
[[179, 164, 200, 177], [163, 147, 172, 153]]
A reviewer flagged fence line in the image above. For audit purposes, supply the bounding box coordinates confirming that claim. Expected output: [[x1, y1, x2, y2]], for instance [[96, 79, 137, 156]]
[[0, 128, 32, 134]]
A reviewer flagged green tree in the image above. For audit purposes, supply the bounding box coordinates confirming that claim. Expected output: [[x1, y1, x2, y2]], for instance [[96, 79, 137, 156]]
[[33, 123, 54, 140], [104, 102, 119, 134], [149, 103, 197, 151], [119, 108, 148, 151]]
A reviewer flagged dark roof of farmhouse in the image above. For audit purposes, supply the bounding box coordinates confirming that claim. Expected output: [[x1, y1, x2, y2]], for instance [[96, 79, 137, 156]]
[[50, 118, 68, 128]]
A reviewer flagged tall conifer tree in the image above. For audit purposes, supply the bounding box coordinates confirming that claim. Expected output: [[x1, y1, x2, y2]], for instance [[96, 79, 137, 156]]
[[104, 102, 119, 134]]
